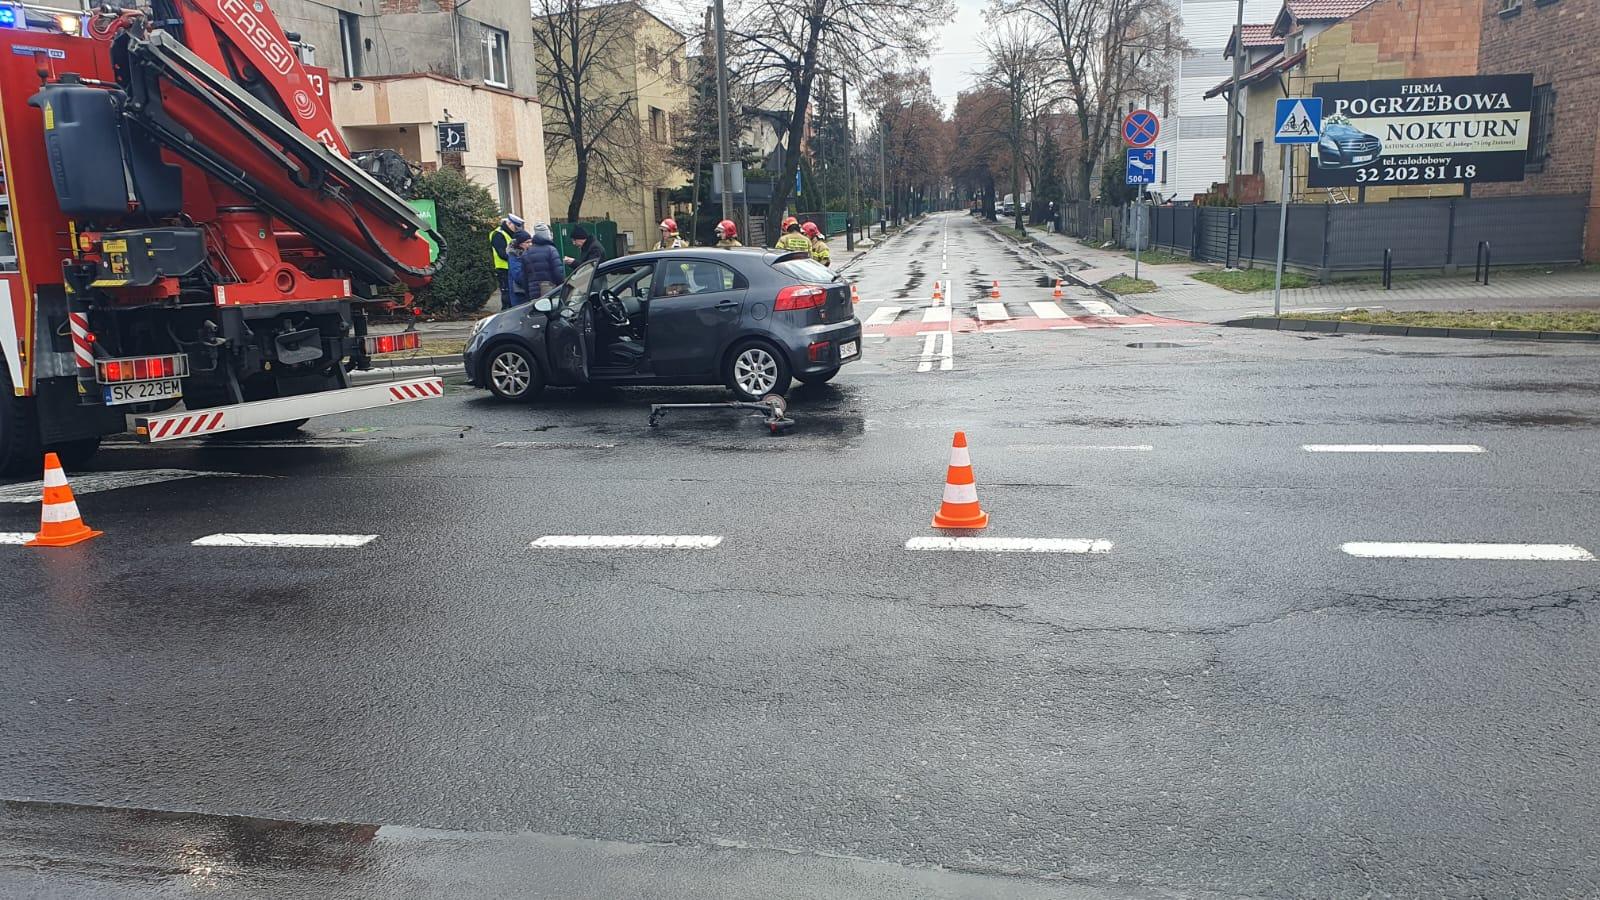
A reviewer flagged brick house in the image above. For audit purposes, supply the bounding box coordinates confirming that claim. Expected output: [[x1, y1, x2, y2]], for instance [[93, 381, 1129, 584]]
[[1475, 0, 1600, 260]]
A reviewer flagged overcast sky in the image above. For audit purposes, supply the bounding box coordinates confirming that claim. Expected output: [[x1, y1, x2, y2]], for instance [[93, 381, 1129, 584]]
[[927, 0, 989, 113]]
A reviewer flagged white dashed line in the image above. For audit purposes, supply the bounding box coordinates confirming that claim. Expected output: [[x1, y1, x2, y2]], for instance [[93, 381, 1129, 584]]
[[1028, 301, 1070, 319], [494, 441, 618, 449], [1303, 444, 1485, 454], [906, 537, 1113, 554], [531, 535, 723, 550], [0, 532, 33, 545], [192, 533, 377, 548], [917, 332, 953, 372], [0, 469, 257, 503], [865, 306, 903, 326], [976, 302, 1010, 321], [1076, 299, 1127, 318], [1340, 542, 1594, 561]]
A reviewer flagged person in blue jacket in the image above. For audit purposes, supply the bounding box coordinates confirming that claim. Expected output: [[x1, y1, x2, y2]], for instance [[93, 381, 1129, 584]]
[[503, 230, 534, 307], [521, 223, 567, 299]]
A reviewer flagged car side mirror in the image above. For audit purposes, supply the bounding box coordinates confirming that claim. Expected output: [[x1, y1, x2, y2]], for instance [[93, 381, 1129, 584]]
[[532, 297, 555, 313]]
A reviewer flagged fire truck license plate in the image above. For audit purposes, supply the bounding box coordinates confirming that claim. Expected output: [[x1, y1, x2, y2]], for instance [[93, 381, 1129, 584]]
[[103, 379, 183, 406]]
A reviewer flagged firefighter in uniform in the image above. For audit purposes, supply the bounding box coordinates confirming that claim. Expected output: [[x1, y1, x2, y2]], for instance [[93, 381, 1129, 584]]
[[802, 221, 830, 267], [774, 216, 811, 253], [714, 219, 742, 248], [654, 217, 687, 250]]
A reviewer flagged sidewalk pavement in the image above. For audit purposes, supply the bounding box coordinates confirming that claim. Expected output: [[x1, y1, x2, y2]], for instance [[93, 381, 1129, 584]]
[[1027, 227, 1600, 323]]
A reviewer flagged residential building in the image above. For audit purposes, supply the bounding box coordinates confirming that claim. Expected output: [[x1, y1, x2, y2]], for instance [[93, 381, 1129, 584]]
[[536, 3, 692, 251], [273, 0, 551, 220], [1149, 0, 1281, 202], [1474, 0, 1600, 260]]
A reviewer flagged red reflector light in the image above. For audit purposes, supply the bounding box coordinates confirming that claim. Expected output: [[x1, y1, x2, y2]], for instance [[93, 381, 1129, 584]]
[[808, 341, 830, 362], [366, 331, 422, 355], [95, 354, 188, 384], [104, 361, 123, 382], [774, 285, 827, 311]]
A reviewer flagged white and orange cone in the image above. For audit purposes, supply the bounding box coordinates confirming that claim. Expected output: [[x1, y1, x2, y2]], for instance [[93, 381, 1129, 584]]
[[1052, 280, 1064, 300], [851, 282, 861, 304], [26, 453, 101, 547], [932, 280, 943, 301], [932, 431, 988, 530], [989, 280, 1001, 299]]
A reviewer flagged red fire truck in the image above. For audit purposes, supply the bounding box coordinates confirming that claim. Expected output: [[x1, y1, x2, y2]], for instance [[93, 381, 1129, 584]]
[[0, 0, 446, 474]]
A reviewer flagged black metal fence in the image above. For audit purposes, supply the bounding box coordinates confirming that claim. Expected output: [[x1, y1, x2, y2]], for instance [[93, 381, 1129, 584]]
[[1112, 194, 1588, 276]]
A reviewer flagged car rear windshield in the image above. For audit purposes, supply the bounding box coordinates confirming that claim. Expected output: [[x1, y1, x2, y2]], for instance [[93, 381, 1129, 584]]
[[774, 258, 836, 283]]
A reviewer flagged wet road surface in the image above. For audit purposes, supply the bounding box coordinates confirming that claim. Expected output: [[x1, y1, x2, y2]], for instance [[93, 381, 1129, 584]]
[[3, 213, 1599, 897]]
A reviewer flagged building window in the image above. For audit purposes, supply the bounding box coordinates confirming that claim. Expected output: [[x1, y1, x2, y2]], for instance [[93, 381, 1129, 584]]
[[650, 106, 667, 142], [496, 166, 520, 215], [338, 12, 361, 77], [1160, 150, 1168, 184], [483, 27, 509, 88], [1499, 0, 1521, 12], [646, 45, 658, 69], [1252, 140, 1264, 175], [1286, 29, 1303, 54], [1527, 83, 1555, 172], [671, 58, 681, 80]]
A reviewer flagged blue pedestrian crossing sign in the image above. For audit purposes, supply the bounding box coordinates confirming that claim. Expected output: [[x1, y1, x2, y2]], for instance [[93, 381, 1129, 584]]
[[1125, 147, 1156, 185], [1274, 97, 1323, 144]]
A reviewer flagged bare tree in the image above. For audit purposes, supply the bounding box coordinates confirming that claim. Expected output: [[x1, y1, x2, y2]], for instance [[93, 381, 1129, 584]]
[[980, 20, 1060, 232], [531, 0, 646, 222], [731, 0, 951, 221], [863, 70, 948, 224], [1000, 0, 1181, 206]]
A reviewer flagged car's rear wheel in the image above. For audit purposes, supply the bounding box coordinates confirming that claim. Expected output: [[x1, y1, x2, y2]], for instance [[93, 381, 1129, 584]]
[[485, 345, 543, 402], [725, 340, 790, 401], [796, 367, 840, 386]]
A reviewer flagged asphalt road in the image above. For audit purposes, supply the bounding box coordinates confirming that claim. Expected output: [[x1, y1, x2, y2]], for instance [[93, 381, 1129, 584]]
[[3, 213, 1599, 898]]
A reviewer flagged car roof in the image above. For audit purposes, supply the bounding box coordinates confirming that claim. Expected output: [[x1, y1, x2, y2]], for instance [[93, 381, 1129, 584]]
[[606, 248, 806, 266]]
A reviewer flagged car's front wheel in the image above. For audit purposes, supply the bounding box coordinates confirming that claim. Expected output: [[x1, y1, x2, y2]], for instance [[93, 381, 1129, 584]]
[[485, 345, 544, 402], [725, 340, 791, 401]]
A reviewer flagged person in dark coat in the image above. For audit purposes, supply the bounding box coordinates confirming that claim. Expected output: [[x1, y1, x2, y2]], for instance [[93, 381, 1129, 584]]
[[503, 230, 533, 307], [521, 223, 566, 298], [563, 226, 607, 268]]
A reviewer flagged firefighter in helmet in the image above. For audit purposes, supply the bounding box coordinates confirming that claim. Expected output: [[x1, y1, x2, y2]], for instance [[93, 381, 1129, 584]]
[[654, 217, 686, 250], [774, 216, 811, 253], [714, 219, 742, 248], [802, 221, 830, 267]]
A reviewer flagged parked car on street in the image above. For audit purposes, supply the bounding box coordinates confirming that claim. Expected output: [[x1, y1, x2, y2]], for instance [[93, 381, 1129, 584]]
[[465, 250, 862, 402]]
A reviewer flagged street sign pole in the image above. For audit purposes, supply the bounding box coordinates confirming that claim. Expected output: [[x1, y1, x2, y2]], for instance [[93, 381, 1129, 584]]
[[1273, 144, 1289, 316], [1134, 182, 1144, 281]]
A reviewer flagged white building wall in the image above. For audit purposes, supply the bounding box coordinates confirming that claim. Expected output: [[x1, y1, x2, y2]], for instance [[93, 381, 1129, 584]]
[[1152, 0, 1280, 202]]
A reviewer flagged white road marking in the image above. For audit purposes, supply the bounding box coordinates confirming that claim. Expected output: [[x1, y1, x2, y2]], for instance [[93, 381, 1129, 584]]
[[1303, 444, 1485, 454], [531, 535, 723, 550], [1114, 324, 1155, 329], [0, 532, 33, 545], [865, 306, 903, 326], [1076, 299, 1127, 318], [193, 533, 377, 548], [917, 332, 953, 372], [1028, 301, 1070, 319], [494, 441, 618, 449], [986, 328, 1017, 333], [0, 469, 256, 504], [921, 306, 951, 324], [1049, 325, 1088, 330], [1341, 542, 1595, 561], [906, 537, 1113, 554], [977, 302, 1010, 321]]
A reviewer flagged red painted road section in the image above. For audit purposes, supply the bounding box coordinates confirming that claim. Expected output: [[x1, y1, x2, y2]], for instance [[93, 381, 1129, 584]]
[[864, 313, 1195, 338]]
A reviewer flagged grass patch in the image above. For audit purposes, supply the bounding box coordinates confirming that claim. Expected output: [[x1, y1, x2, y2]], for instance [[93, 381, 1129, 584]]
[[382, 338, 467, 359], [1291, 308, 1600, 333], [1126, 249, 1190, 266], [1099, 275, 1158, 295], [994, 225, 1033, 243], [1192, 269, 1313, 293]]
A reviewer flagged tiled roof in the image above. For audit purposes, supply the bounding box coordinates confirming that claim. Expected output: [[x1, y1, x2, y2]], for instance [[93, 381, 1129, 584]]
[[1285, 0, 1374, 20], [1203, 49, 1308, 100], [1240, 24, 1282, 47]]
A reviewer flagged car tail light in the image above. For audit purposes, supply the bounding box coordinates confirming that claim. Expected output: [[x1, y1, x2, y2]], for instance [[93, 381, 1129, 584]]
[[365, 331, 422, 355], [774, 285, 827, 311], [95, 354, 189, 384], [808, 341, 831, 362]]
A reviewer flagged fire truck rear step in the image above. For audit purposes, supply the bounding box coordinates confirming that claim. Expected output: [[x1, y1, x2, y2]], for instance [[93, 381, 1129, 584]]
[[130, 377, 443, 442]]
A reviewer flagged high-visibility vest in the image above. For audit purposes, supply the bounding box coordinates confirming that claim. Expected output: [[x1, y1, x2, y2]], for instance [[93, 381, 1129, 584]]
[[490, 226, 511, 270], [810, 238, 831, 266], [775, 232, 811, 253]]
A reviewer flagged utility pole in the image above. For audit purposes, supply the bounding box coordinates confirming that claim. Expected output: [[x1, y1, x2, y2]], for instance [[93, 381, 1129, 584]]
[[878, 117, 887, 231], [712, 0, 734, 230], [842, 77, 853, 251], [1224, 0, 1244, 202]]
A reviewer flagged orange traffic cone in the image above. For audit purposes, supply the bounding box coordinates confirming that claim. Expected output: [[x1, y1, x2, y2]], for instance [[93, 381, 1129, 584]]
[[1053, 280, 1064, 300], [989, 280, 1001, 299], [932, 280, 943, 301], [26, 453, 102, 547], [932, 431, 989, 530], [850, 282, 860, 304]]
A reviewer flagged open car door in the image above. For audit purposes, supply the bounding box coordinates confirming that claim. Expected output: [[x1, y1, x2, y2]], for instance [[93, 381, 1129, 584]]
[[546, 262, 597, 384]]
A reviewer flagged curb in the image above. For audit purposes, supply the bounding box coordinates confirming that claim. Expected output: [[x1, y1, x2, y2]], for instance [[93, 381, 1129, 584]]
[[369, 353, 464, 369], [980, 220, 1150, 314], [1224, 317, 1600, 343]]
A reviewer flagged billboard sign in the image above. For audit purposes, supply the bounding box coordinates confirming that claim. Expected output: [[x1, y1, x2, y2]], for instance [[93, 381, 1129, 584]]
[[1308, 75, 1533, 188]]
